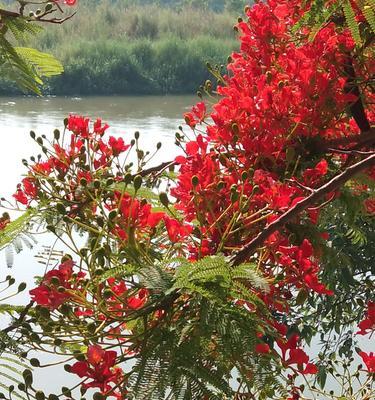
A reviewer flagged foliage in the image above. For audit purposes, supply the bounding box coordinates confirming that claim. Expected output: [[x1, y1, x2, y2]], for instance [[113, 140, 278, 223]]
[[0, 1, 239, 95], [0, 1, 74, 94], [1, 0, 375, 399]]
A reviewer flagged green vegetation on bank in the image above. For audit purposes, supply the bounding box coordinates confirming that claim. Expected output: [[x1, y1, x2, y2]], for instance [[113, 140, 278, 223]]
[[0, 0, 245, 95]]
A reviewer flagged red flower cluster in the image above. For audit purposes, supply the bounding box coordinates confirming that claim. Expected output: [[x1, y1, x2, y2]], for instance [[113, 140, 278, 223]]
[[29, 260, 83, 310], [71, 345, 123, 396]]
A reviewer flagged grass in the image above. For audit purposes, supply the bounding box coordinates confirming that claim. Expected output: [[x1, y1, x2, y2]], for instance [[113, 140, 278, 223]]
[[0, 1, 242, 95]]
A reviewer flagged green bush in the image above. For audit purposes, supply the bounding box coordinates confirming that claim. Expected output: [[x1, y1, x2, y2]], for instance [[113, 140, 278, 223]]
[[0, 1, 240, 95]]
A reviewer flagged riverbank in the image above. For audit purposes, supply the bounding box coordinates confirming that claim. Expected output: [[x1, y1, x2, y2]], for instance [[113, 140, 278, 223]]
[[0, 2, 241, 95]]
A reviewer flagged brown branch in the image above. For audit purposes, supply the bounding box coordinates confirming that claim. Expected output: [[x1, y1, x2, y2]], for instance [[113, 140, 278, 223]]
[[320, 128, 375, 149], [0, 9, 20, 18], [2, 301, 34, 334], [138, 160, 176, 178], [231, 153, 375, 266], [343, 55, 370, 132]]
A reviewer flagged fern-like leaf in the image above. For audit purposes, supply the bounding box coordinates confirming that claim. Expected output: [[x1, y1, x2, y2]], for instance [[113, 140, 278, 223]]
[[343, 0, 362, 45]]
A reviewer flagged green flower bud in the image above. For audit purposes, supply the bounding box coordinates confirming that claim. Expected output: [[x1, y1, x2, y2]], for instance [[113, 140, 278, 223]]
[[35, 391, 45, 400], [159, 192, 169, 207], [56, 203, 66, 215], [18, 282, 27, 292], [93, 392, 105, 400], [106, 178, 114, 186], [30, 358, 40, 368], [191, 176, 199, 187], [133, 175, 142, 191], [64, 364, 72, 373], [108, 210, 118, 220], [23, 369, 33, 386], [80, 178, 87, 187], [124, 173, 132, 184], [18, 383, 26, 392], [61, 387, 72, 398]]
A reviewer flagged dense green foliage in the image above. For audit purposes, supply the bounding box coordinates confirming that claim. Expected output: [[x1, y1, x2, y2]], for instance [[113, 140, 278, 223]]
[[0, 0, 242, 95]]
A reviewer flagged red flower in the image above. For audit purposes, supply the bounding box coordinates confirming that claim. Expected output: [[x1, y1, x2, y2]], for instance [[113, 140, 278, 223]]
[[359, 351, 375, 373], [71, 345, 123, 394], [184, 102, 206, 128], [255, 343, 271, 354], [127, 288, 148, 310], [164, 216, 192, 242], [108, 136, 130, 156], [13, 189, 28, 205], [94, 118, 109, 135], [357, 301, 375, 335], [29, 260, 75, 310], [287, 349, 309, 366], [303, 363, 318, 374], [67, 115, 90, 138]]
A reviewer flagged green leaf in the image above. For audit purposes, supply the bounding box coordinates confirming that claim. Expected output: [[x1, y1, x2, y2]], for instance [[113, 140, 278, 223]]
[[343, 0, 362, 45]]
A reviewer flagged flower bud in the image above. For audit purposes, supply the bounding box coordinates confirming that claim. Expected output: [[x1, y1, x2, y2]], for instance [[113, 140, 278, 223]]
[[231, 191, 239, 203], [17, 282, 27, 292], [108, 210, 118, 220], [18, 383, 26, 392], [35, 391, 45, 400], [80, 178, 88, 187], [60, 304, 71, 315], [191, 176, 199, 187], [93, 392, 105, 400], [23, 369, 33, 386], [106, 177, 114, 186], [231, 123, 239, 135], [30, 131, 36, 139], [133, 175, 142, 191], [124, 173, 132, 184], [217, 181, 225, 190], [61, 388, 72, 398], [134, 131, 140, 140], [266, 71, 272, 83], [56, 203, 66, 215], [159, 192, 169, 207]]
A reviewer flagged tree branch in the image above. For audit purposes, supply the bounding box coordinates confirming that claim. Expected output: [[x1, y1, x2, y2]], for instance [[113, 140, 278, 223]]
[[231, 153, 375, 266], [343, 55, 370, 133], [2, 301, 34, 334], [138, 160, 176, 178]]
